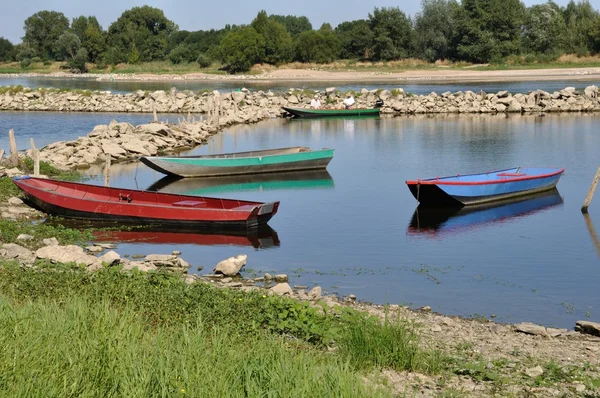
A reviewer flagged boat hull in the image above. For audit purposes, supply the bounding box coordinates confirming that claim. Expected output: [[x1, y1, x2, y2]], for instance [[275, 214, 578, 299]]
[[281, 107, 380, 118], [13, 177, 279, 229], [140, 147, 334, 178], [406, 167, 564, 207]]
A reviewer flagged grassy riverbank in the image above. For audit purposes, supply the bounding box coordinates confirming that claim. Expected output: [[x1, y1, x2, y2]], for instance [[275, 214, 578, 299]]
[[0, 264, 446, 397], [1, 55, 600, 76]]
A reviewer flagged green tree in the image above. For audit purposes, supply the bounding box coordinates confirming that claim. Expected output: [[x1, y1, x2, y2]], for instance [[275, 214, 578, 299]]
[[269, 15, 312, 36], [70, 16, 105, 62], [15, 45, 36, 61], [251, 10, 293, 65], [562, 0, 599, 55], [0, 37, 14, 61], [414, 0, 458, 62], [218, 26, 265, 73], [295, 24, 340, 63], [368, 7, 413, 60], [69, 48, 88, 72], [521, 1, 566, 54], [56, 32, 81, 60], [84, 24, 106, 62], [23, 10, 70, 59], [452, 0, 525, 62], [335, 20, 373, 59], [106, 6, 176, 63]]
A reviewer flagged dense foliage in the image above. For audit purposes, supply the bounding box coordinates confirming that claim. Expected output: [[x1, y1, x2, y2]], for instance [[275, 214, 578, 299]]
[[12, 1, 600, 73]]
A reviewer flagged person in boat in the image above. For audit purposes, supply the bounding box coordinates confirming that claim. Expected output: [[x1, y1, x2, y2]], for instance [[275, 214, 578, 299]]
[[343, 92, 355, 109], [310, 94, 321, 109]]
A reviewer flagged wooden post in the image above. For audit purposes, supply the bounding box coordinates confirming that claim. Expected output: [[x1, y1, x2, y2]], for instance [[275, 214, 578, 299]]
[[583, 214, 600, 258], [30, 138, 39, 176], [582, 166, 600, 213], [0, 149, 4, 160], [33, 149, 39, 177], [187, 111, 191, 123], [9, 129, 18, 166], [153, 107, 158, 123], [104, 154, 111, 187]]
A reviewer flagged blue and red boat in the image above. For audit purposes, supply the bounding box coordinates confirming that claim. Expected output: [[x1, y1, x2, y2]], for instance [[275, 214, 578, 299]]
[[406, 167, 564, 207]]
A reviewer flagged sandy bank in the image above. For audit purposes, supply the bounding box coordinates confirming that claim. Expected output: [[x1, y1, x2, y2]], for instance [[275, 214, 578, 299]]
[[1, 66, 600, 84]]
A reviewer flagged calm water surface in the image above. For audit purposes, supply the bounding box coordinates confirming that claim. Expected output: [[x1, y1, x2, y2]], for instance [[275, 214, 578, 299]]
[[1, 76, 600, 96], [2, 111, 600, 328]]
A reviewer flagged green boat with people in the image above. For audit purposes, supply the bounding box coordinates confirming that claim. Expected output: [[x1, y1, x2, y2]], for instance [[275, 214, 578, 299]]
[[281, 106, 381, 118], [140, 146, 334, 178]]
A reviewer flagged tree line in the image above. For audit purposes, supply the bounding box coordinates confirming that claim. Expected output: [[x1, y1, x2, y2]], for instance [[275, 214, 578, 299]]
[[1, 0, 600, 73]]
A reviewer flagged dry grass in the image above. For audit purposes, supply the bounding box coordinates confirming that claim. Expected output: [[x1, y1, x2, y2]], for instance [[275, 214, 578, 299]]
[[557, 53, 600, 63]]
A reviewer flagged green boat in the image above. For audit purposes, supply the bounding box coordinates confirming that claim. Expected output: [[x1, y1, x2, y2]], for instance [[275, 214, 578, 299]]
[[282, 106, 381, 118], [147, 170, 334, 195], [140, 146, 334, 178]]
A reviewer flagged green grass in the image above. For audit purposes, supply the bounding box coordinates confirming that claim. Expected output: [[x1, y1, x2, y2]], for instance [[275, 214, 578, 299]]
[[0, 264, 450, 396], [0, 296, 387, 397]]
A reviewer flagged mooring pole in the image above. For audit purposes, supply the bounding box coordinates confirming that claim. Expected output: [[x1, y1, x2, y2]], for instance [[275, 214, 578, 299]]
[[30, 138, 39, 177], [582, 166, 600, 213], [8, 129, 18, 166], [104, 154, 111, 187]]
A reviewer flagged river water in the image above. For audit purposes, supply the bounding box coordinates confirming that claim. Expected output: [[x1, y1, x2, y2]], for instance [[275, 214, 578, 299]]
[[1, 75, 600, 95], [1, 109, 598, 329]]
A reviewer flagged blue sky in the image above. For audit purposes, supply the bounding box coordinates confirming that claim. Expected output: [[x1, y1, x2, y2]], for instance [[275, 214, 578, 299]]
[[3, 0, 600, 44]]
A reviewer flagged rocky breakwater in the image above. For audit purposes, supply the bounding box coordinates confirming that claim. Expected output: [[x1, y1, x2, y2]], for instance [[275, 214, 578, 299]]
[[1, 85, 599, 117], [358, 85, 599, 114], [0, 87, 286, 116], [37, 120, 217, 170]]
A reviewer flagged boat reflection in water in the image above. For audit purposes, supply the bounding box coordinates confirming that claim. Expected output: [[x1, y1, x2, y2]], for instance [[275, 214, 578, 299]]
[[147, 169, 334, 195], [408, 189, 564, 238], [44, 219, 280, 249]]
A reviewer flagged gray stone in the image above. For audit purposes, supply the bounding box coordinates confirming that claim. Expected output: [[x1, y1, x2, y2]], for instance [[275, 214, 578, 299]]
[[274, 274, 288, 282], [7, 197, 23, 205], [35, 245, 99, 267], [525, 365, 544, 378], [145, 254, 177, 263], [308, 286, 322, 300], [16, 234, 34, 241], [122, 138, 151, 156], [496, 90, 510, 98], [42, 237, 59, 246], [98, 250, 121, 265], [270, 282, 293, 296], [86, 245, 105, 253], [101, 142, 127, 158], [213, 254, 247, 276], [172, 250, 181, 256], [515, 322, 548, 336], [575, 320, 600, 337], [0, 243, 35, 265]]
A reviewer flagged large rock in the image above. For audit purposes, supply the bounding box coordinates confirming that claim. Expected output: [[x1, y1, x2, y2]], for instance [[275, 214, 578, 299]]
[[0, 243, 36, 265], [35, 245, 99, 267], [270, 282, 293, 296], [213, 254, 247, 276], [98, 250, 121, 266], [122, 138, 151, 156], [101, 142, 127, 158], [514, 322, 547, 336], [575, 320, 600, 337]]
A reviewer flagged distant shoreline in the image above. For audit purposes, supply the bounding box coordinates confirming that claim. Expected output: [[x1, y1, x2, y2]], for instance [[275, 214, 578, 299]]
[[0, 66, 599, 85]]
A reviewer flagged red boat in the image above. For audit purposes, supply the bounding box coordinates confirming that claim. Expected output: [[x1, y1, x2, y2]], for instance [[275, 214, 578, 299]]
[[13, 176, 280, 229]]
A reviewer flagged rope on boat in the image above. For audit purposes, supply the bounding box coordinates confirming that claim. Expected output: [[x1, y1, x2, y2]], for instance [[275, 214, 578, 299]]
[[416, 182, 421, 203]]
